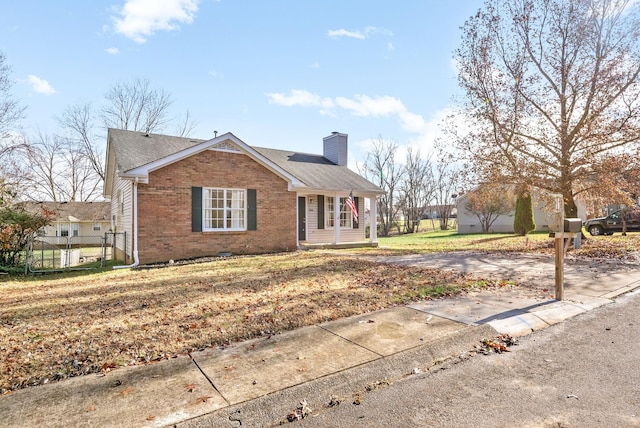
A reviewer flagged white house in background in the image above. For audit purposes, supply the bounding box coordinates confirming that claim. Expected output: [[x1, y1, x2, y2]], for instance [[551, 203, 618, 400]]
[[25, 201, 111, 239], [456, 189, 587, 234]]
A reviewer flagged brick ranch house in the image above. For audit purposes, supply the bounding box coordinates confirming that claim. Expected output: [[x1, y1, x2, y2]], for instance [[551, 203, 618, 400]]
[[104, 129, 384, 265]]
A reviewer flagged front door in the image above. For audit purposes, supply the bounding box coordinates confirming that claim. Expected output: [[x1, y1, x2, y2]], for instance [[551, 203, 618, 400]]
[[298, 197, 306, 241]]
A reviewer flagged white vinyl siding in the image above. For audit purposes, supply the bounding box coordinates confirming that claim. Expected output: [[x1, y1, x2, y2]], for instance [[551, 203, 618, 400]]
[[304, 194, 366, 244], [111, 177, 133, 260], [203, 188, 246, 231]]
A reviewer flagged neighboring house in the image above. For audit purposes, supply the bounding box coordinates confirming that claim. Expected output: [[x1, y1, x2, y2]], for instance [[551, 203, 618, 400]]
[[104, 129, 384, 265], [420, 205, 457, 219], [25, 201, 111, 241], [457, 188, 587, 234]]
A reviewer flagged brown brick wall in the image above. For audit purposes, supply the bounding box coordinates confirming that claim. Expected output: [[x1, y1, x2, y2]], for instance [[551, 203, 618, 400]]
[[136, 149, 297, 264]]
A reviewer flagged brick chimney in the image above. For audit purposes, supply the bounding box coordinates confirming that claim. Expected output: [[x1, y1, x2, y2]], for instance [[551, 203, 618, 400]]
[[322, 132, 348, 166]]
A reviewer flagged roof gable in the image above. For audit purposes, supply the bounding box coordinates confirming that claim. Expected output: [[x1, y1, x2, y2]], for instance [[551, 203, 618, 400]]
[[107, 129, 302, 188]]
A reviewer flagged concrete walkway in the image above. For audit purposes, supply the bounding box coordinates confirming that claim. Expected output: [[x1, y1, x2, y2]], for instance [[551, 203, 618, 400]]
[[2, 252, 639, 427]]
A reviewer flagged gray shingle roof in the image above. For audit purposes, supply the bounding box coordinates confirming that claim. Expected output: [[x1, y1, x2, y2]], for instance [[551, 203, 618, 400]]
[[108, 129, 382, 194], [109, 129, 205, 173], [253, 147, 382, 193]]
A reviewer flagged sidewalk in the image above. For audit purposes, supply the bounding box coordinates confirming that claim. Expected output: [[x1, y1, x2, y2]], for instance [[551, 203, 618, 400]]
[[2, 253, 640, 428]]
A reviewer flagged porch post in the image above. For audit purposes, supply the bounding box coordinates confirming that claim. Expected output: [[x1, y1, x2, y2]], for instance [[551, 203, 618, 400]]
[[370, 196, 378, 243], [334, 191, 341, 244]]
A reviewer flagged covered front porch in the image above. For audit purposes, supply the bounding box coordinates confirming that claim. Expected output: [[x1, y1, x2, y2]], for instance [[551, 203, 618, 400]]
[[296, 191, 379, 248]]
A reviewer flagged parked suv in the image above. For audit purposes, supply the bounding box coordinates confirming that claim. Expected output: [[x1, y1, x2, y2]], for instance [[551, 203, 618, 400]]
[[584, 207, 640, 236]]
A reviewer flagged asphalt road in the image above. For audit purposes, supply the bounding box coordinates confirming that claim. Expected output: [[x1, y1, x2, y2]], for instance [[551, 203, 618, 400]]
[[295, 288, 640, 427]]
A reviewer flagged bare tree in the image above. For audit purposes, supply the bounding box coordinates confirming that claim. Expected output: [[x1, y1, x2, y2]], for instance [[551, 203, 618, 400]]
[[359, 137, 404, 237], [56, 78, 198, 194], [399, 147, 434, 233], [0, 51, 27, 203], [0, 144, 30, 205], [0, 51, 25, 142], [464, 183, 516, 232], [101, 77, 173, 134], [454, 0, 640, 217], [432, 162, 459, 230], [57, 103, 105, 181], [21, 132, 101, 202], [174, 109, 198, 137]]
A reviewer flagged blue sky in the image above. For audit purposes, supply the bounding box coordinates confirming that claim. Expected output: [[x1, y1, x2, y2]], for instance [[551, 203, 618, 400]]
[[1, 0, 484, 167]]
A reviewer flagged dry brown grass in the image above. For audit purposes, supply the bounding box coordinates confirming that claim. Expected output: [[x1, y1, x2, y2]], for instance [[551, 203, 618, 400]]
[[0, 251, 500, 393], [3, 233, 639, 394]]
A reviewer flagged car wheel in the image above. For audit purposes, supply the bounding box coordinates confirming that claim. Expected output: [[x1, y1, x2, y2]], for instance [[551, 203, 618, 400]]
[[589, 225, 604, 236]]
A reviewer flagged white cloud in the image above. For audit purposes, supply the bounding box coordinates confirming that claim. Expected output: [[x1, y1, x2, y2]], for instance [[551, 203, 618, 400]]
[[112, 0, 200, 43], [265, 90, 464, 159], [266, 90, 432, 137], [26, 75, 56, 95], [364, 26, 393, 37], [106, 47, 120, 54], [335, 94, 404, 118], [334, 95, 427, 134], [327, 29, 365, 39], [266, 89, 334, 109], [328, 26, 393, 40]]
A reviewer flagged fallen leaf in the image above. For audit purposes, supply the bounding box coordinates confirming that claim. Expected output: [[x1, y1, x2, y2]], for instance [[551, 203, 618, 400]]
[[120, 386, 135, 397], [101, 362, 116, 372]]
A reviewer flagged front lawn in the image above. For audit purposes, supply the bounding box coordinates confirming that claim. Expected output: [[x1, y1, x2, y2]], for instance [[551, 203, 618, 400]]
[[365, 230, 640, 260], [2, 231, 639, 393], [375, 230, 553, 253], [0, 252, 498, 393]]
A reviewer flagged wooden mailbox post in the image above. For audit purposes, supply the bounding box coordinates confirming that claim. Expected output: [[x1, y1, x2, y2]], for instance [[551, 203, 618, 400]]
[[550, 193, 582, 301]]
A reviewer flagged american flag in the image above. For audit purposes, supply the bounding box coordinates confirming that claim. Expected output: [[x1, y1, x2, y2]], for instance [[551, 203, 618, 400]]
[[345, 191, 358, 222]]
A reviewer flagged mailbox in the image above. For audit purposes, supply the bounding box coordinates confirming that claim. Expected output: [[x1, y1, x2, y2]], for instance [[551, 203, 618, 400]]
[[564, 218, 582, 233]]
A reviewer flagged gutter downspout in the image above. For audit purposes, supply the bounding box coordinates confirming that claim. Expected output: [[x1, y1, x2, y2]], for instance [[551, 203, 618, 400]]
[[114, 178, 140, 269]]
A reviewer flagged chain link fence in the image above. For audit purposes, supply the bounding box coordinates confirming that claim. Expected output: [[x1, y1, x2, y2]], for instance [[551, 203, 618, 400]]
[[25, 232, 127, 273]]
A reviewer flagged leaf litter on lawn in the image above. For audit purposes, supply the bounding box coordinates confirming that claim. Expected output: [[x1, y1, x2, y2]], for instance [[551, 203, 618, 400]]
[[0, 251, 538, 393]]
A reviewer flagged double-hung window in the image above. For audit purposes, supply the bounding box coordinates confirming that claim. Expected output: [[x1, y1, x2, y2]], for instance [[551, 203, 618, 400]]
[[203, 188, 246, 231], [325, 197, 352, 228]]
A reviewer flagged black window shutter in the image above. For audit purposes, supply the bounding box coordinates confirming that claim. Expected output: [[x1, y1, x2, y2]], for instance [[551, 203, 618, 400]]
[[317, 195, 324, 229], [247, 189, 257, 230], [353, 196, 359, 229], [192, 187, 203, 232]]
